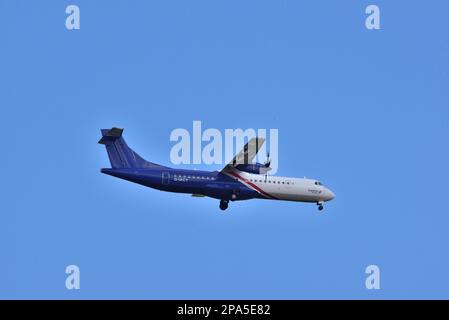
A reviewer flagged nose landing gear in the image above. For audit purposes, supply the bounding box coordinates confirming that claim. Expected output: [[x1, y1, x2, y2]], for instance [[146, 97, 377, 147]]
[[317, 201, 324, 211], [219, 200, 229, 211]]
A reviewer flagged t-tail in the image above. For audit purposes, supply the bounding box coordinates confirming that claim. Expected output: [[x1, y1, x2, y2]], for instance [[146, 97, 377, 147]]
[[98, 128, 164, 169]]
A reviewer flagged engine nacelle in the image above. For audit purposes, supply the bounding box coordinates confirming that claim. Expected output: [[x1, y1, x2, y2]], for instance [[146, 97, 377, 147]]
[[235, 163, 271, 174]]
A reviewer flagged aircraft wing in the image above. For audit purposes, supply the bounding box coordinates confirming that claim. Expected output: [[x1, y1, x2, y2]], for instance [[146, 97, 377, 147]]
[[221, 137, 265, 172]]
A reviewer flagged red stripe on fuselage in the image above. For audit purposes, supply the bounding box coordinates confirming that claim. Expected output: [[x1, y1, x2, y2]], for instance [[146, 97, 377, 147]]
[[227, 170, 278, 200]]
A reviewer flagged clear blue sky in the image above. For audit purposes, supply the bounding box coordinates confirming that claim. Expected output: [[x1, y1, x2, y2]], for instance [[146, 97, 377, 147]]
[[1, 1, 448, 299]]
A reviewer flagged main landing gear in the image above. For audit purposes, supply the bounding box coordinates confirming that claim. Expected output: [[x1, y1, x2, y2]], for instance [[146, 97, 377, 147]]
[[219, 200, 229, 211], [317, 201, 324, 211]]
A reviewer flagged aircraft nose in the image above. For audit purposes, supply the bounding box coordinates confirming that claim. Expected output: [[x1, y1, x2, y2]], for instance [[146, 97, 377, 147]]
[[325, 189, 335, 201]]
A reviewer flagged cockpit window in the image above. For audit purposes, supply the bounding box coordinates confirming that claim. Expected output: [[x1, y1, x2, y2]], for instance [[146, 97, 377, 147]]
[[315, 181, 322, 186]]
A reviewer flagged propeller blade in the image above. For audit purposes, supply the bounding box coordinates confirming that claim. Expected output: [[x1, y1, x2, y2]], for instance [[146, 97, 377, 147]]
[[265, 151, 271, 167]]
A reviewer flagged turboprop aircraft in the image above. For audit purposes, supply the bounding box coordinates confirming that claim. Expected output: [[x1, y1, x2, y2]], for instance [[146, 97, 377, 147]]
[[99, 128, 335, 211]]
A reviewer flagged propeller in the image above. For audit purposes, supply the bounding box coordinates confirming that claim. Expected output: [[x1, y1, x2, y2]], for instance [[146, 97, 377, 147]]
[[264, 151, 271, 168], [263, 151, 271, 179]]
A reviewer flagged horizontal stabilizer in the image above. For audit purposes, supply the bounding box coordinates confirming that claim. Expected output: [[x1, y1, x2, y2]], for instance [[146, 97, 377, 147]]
[[98, 127, 123, 144]]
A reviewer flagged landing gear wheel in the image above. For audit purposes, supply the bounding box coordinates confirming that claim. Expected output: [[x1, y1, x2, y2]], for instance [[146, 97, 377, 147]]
[[317, 201, 324, 211], [219, 200, 229, 211]]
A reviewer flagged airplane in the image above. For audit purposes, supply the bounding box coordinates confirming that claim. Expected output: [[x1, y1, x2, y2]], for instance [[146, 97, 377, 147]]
[[98, 127, 335, 211]]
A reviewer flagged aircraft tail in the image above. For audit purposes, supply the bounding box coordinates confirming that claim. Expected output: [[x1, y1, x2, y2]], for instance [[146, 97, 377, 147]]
[[98, 128, 163, 169]]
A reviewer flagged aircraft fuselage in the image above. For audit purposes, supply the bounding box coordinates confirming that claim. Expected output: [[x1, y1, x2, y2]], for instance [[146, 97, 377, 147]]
[[101, 167, 335, 204]]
